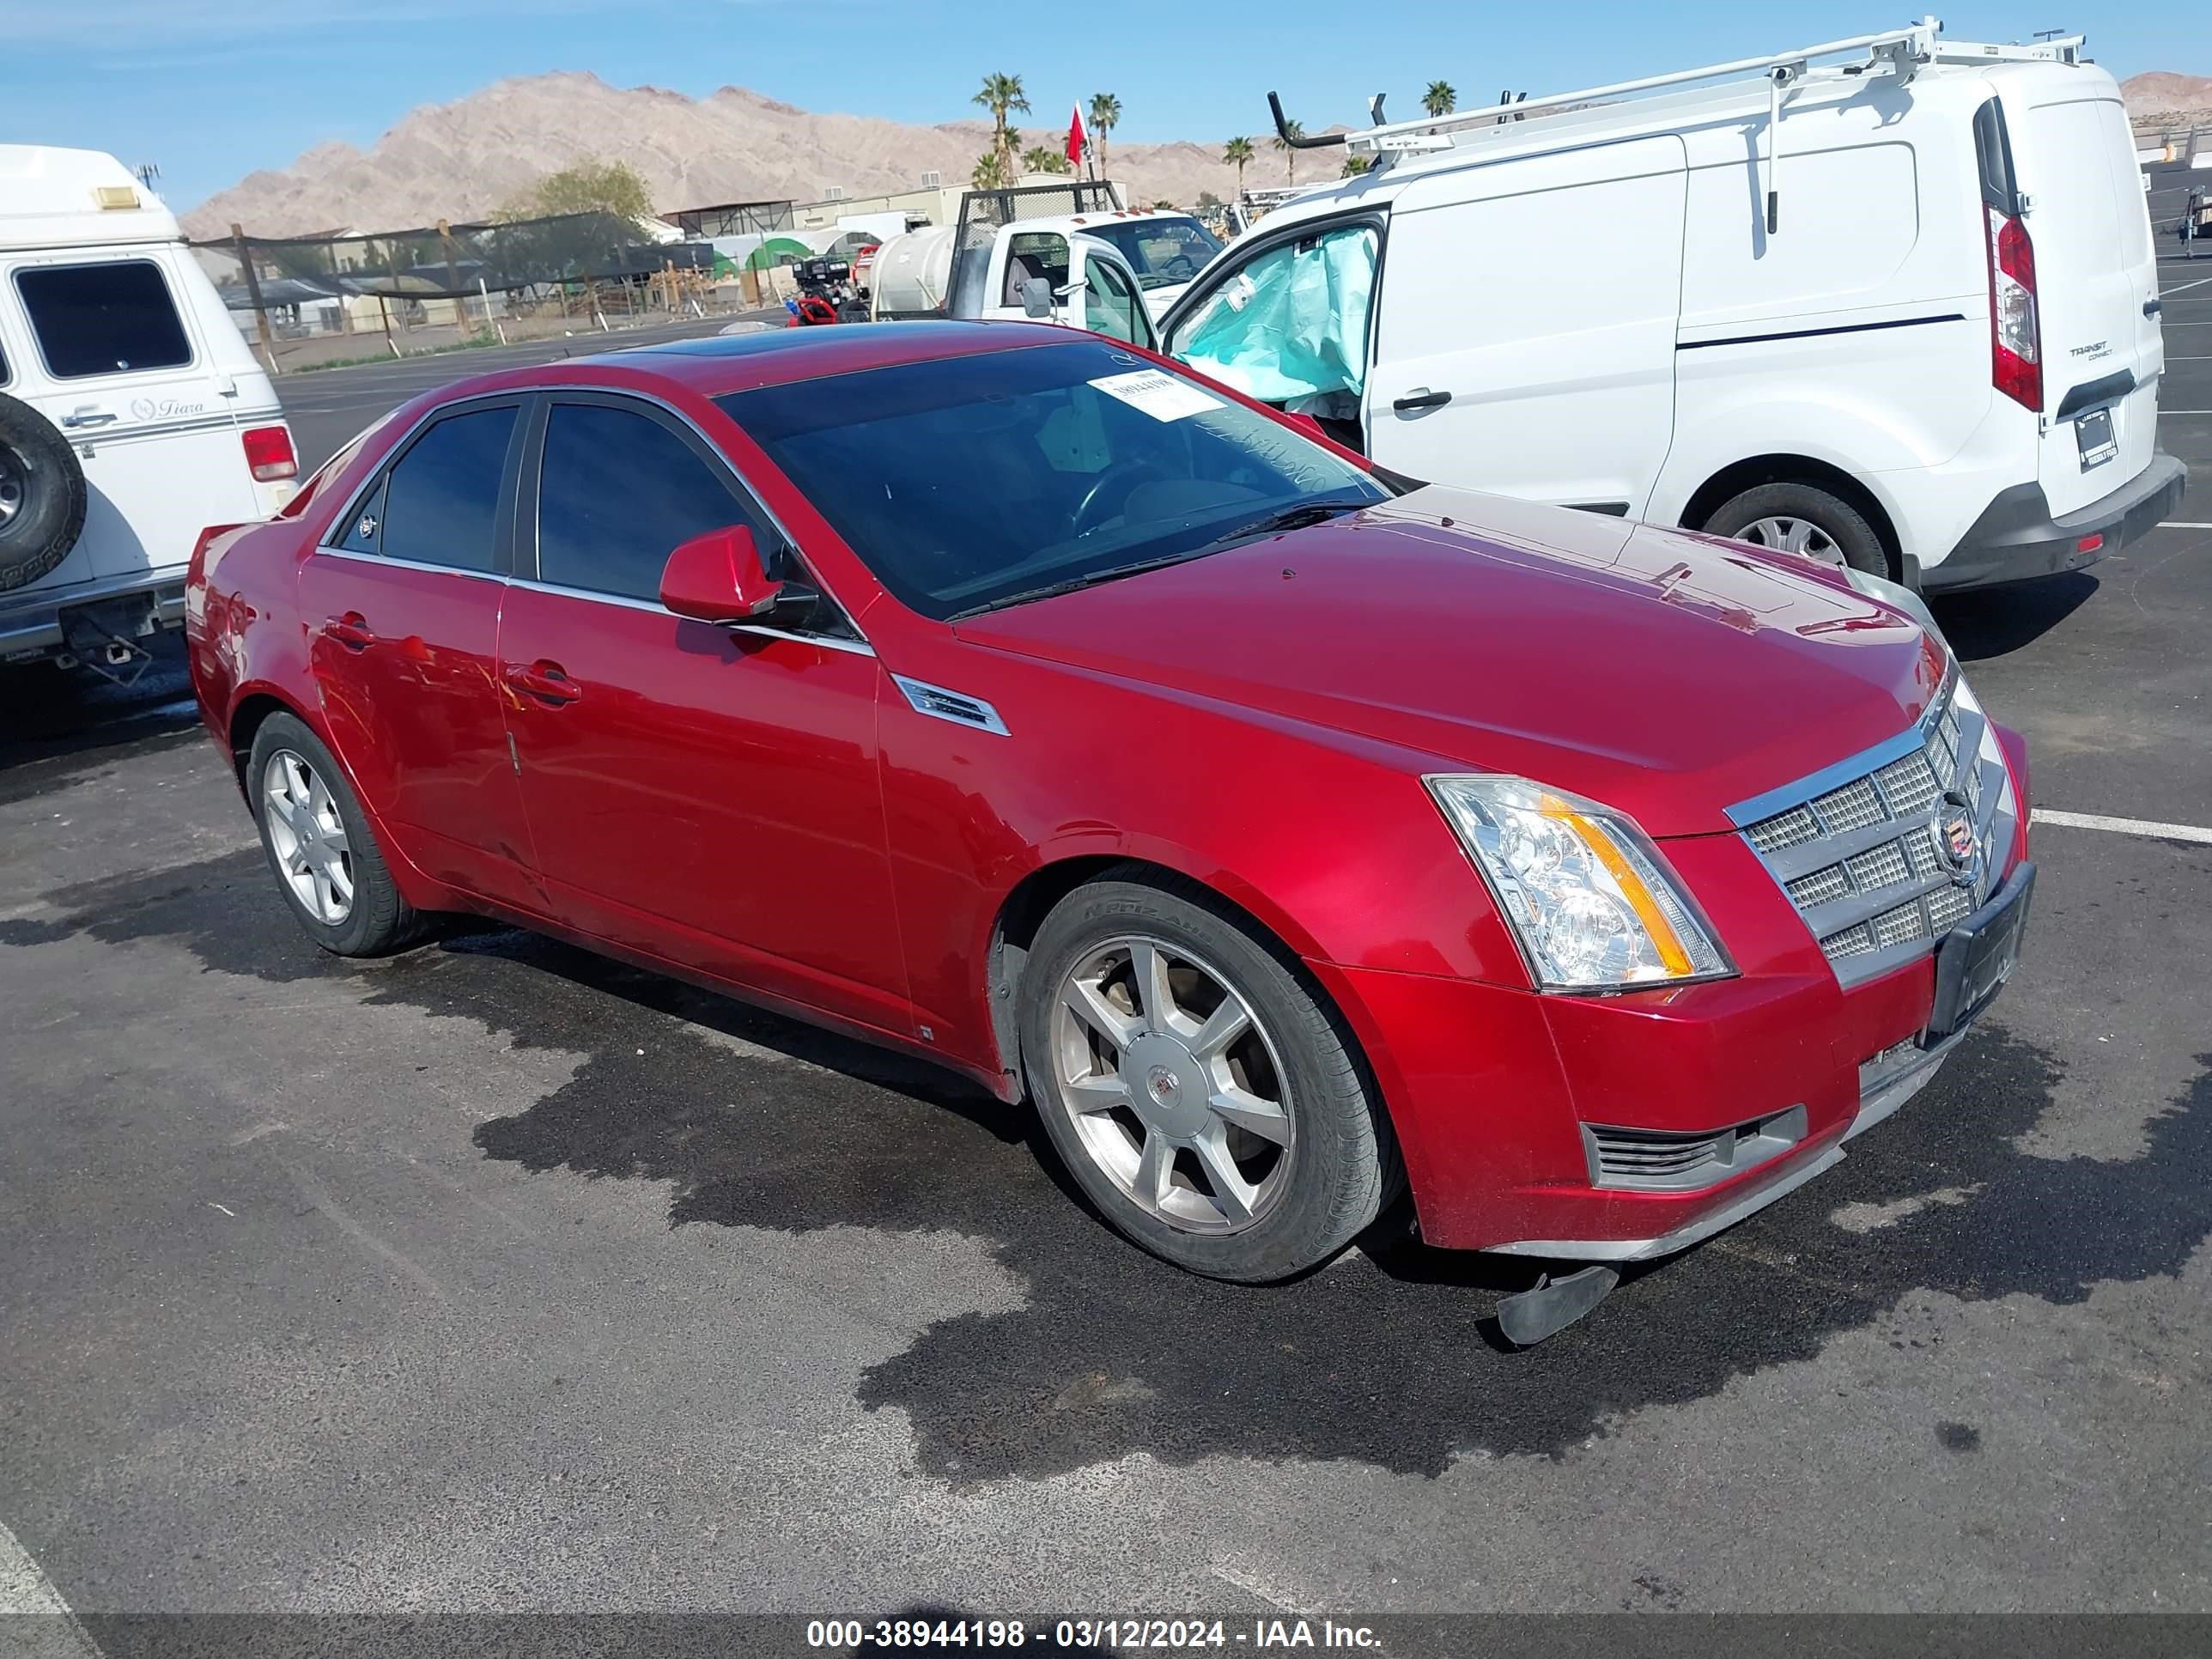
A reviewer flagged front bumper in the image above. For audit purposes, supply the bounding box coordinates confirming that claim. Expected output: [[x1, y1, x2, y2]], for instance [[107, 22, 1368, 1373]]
[[1918, 451, 2186, 592], [1316, 853, 2032, 1261]]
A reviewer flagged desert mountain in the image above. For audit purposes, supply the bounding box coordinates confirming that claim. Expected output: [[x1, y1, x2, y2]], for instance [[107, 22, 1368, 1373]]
[[183, 74, 1303, 238], [2122, 70, 2212, 118]]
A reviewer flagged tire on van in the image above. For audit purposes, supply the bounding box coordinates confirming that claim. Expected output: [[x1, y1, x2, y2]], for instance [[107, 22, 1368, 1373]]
[[1700, 483, 1888, 579], [0, 392, 89, 593]]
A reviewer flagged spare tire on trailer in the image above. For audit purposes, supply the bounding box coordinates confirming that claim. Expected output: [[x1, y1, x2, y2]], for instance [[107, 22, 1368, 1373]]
[[0, 392, 89, 593]]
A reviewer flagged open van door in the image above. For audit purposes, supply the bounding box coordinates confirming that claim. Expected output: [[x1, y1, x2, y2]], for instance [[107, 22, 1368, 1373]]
[[1996, 78, 2163, 520]]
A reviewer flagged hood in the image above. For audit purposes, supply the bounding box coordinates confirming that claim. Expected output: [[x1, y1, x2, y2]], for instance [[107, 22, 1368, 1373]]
[[951, 488, 1947, 837]]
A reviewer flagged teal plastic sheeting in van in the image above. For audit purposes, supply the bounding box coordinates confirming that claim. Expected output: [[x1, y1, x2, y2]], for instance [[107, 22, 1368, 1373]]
[[1174, 227, 1376, 405]]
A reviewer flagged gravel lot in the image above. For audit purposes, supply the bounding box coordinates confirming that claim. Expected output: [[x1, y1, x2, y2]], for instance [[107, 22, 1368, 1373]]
[[1, 184, 2208, 1646]]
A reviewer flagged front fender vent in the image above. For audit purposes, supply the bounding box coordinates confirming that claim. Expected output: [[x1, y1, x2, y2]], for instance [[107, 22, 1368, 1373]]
[[891, 675, 1009, 736]]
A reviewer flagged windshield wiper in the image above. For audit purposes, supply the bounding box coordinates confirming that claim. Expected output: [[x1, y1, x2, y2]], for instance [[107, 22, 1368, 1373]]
[[947, 550, 1207, 620], [1195, 495, 1370, 551]]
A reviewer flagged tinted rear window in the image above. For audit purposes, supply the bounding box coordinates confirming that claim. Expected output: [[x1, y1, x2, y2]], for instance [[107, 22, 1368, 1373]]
[[15, 261, 192, 380], [377, 406, 517, 573]]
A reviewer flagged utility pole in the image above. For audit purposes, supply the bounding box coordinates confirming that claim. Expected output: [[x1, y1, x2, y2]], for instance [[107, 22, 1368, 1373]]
[[230, 222, 279, 375]]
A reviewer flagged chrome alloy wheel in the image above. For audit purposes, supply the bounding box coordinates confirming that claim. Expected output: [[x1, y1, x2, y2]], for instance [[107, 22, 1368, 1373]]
[[1738, 515, 1842, 564], [262, 749, 355, 925], [1051, 936, 1295, 1233], [0, 452, 23, 531]]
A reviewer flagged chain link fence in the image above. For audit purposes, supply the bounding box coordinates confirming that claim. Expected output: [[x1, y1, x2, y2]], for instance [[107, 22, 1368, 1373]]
[[189, 210, 766, 372]]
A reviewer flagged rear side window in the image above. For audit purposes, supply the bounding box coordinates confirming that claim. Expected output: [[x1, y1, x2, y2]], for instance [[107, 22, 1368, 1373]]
[[536, 402, 752, 602], [376, 406, 518, 574], [15, 261, 192, 379]]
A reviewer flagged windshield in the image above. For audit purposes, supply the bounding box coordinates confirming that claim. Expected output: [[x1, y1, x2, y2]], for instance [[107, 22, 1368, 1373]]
[[1085, 217, 1222, 291], [719, 339, 1384, 620]]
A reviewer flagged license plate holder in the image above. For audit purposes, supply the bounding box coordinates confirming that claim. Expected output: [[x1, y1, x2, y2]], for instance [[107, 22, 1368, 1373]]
[[2075, 406, 2117, 471], [1928, 864, 2036, 1038]]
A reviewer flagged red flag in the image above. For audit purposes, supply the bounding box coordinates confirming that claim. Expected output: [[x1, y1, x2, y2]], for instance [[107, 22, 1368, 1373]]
[[1066, 105, 1086, 167]]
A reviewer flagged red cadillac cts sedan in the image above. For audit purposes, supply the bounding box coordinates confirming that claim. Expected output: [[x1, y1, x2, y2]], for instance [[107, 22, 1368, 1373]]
[[188, 324, 2034, 1306]]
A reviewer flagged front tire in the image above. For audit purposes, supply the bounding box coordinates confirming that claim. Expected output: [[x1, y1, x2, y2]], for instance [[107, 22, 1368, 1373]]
[[246, 712, 422, 957], [1702, 481, 1889, 578], [1019, 872, 1401, 1282]]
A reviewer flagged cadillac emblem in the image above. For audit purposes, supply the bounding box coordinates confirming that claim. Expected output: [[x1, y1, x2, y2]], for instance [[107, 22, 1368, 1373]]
[[1939, 801, 1977, 870]]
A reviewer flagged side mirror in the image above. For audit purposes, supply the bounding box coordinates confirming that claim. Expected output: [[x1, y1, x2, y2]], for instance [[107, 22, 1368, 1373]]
[[1281, 411, 1328, 443], [1015, 277, 1056, 319], [659, 524, 781, 624]]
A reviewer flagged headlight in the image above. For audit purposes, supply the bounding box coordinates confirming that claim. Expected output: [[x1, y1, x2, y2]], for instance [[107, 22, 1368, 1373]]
[[1949, 675, 2017, 819], [1425, 775, 1731, 991]]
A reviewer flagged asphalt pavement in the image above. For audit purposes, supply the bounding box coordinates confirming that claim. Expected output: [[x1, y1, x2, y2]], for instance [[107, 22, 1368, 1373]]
[[0, 182, 2208, 1641]]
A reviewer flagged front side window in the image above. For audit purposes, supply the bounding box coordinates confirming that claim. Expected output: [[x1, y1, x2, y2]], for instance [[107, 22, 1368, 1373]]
[[720, 338, 1384, 621], [1168, 224, 1379, 418], [536, 403, 754, 603], [1088, 216, 1222, 291], [15, 261, 191, 380], [1003, 233, 1070, 307], [376, 405, 517, 573], [1082, 257, 1152, 349]]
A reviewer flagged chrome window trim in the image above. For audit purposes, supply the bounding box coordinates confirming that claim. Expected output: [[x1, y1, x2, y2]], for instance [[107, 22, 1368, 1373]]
[[308, 544, 505, 585], [507, 576, 877, 657]]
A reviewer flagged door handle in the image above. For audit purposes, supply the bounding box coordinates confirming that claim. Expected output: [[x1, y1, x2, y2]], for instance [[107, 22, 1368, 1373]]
[[61, 410, 118, 429], [506, 659, 582, 705], [2144, 298, 2162, 317], [1392, 387, 1452, 412], [321, 613, 376, 650]]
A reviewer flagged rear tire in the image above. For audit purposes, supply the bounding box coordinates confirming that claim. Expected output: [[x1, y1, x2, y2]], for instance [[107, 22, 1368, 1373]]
[[246, 712, 423, 957], [1702, 482, 1889, 578], [1019, 872, 1401, 1282], [0, 392, 88, 593]]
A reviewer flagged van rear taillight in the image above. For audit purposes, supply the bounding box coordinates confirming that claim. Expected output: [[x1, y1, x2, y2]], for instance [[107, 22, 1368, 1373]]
[[242, 425, 298, 483], [1984, 205, 2041, 411]]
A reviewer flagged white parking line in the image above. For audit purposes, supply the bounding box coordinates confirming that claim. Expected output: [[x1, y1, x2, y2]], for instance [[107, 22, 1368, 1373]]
[[2033, 809, 2212, 846], [2159, 521, 2212, 529], [0, 1520, 101, 1656]]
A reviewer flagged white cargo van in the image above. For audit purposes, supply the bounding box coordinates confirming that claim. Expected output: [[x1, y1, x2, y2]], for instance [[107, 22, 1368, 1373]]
[[1157, 21, 2186, 590], [0, 146, 297, 677]]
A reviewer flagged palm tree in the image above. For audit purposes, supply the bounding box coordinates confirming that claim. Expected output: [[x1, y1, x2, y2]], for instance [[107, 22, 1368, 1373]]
[[1341, 155, 1372, 177], [1424, 81, 1457, 118], [1022, 143, 1071, 175], [1224, 135, 1255, 196], [973, 73, 1030, 177], [1273, 119, 1304, 185], [1088, 93, 1121, 179], [971, 149, 1010, 190]]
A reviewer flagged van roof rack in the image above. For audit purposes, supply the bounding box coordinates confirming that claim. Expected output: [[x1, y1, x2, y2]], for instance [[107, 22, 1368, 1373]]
[[1267, 17, 2085, 160]]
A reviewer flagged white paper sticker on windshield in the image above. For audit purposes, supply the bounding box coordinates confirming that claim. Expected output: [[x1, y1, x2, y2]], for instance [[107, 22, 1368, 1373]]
[[1089, 368, 1224, 422]]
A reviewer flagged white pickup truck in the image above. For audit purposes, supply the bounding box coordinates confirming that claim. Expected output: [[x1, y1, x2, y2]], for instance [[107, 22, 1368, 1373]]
[[869, 185, 1221, 343]]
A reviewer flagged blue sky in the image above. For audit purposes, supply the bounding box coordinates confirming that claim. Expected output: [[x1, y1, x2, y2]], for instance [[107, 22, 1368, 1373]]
[[7, 0, 2206, 210]]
